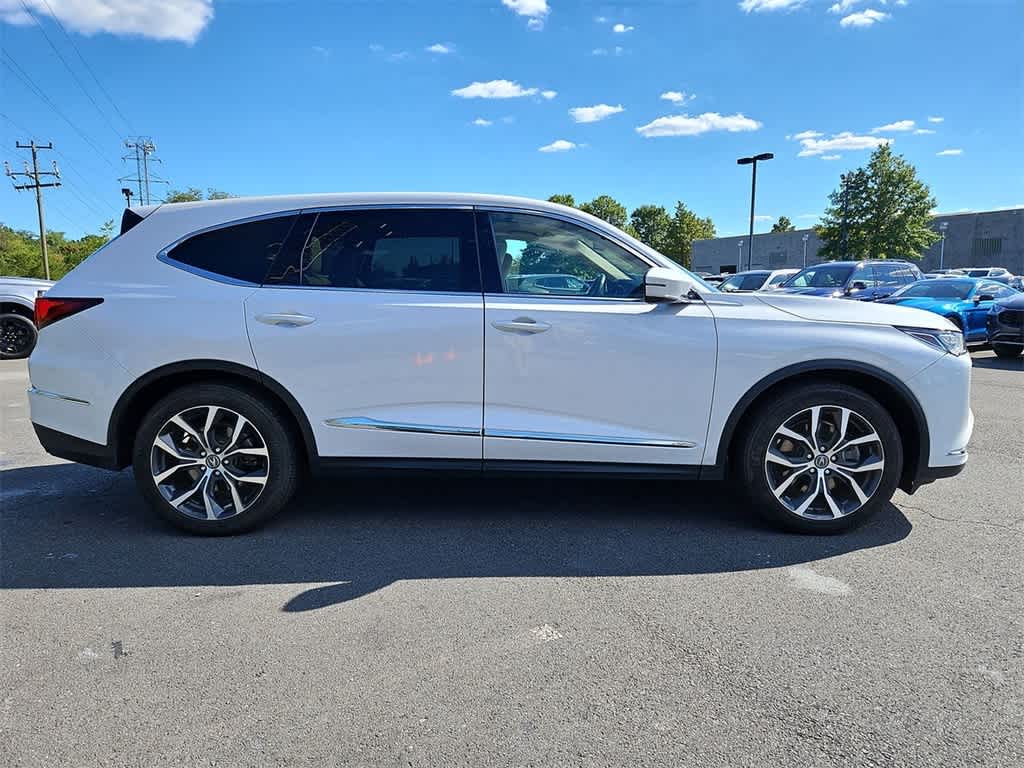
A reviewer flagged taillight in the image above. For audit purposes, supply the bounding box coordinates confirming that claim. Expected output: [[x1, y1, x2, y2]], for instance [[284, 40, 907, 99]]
[[35, 297, 103, 331]]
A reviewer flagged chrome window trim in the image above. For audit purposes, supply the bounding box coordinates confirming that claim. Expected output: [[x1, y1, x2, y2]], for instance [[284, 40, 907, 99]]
[[28, 386, 90, 405], [325, 416, 481, 437], [486, 428, 697, 449]]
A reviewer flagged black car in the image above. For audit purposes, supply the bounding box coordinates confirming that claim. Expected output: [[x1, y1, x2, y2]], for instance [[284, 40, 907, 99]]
[[778, 260, 922, 301], [986, 292, 1024, 359]]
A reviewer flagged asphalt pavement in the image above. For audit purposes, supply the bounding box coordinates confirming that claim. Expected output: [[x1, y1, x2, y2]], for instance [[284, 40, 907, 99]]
[[1, 352, 1021, 767]]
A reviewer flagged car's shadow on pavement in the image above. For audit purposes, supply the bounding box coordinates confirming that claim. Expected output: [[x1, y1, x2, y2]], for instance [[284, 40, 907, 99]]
[[1, 462, 912, 611], [971, 355, 1024, 371]]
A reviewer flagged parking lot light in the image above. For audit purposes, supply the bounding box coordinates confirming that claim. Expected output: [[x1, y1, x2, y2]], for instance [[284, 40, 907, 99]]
[[939, 221, 949, 270], [737, 153, 774, 270]]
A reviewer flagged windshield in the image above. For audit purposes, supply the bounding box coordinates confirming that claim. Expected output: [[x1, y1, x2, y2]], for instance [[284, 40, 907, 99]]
[[783, 264, 855, 288], [965, 269, 989, 277], [891, 280, 973, 300]]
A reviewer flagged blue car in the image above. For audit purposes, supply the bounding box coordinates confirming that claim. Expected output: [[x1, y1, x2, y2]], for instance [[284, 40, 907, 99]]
[[776, 260, 922, 301], [877, 278, 1021, 342]]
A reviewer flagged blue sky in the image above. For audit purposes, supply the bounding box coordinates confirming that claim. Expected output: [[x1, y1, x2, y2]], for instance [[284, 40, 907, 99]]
[[2, 0, 1022, 239]]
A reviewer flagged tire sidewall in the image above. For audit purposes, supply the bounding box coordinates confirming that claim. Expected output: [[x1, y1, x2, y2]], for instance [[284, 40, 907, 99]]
[[132, 383, 299, 535], [739, 383, 904, 534], [0, 313, 38, 360]]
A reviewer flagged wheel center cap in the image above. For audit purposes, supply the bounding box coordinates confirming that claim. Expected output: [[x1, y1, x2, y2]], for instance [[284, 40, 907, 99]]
[[814, 454, 830, 469], [205, 455, 221, 469]]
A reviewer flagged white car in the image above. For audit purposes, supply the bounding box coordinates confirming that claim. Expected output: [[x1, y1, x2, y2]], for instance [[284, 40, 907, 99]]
[[29, 194, 972, 535], [1, 275, 54, 359], [718, 269, 799, 292]]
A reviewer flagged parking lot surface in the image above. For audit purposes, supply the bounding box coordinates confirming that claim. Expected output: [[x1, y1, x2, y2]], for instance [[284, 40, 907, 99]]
[[1, 352, 1022, 767]]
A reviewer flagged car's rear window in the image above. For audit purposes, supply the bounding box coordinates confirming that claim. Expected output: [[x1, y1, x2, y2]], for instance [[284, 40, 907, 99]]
[[166, 215, 298, 284]]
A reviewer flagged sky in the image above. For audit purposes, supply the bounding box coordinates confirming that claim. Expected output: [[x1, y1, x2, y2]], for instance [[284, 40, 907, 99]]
[[1, 0, 1022, 239]]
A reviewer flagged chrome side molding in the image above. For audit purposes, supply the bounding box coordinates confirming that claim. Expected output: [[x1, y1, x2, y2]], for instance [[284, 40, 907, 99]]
[[27, 386, 90, 405], [325, 416, 481, 437]]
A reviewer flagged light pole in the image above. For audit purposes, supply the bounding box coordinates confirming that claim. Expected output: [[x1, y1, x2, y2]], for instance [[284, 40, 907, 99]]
[[802, 233, 809, 267], [737, 152, 774, 271], [939, 221, 949, 270], [737, 240, 744, 272]]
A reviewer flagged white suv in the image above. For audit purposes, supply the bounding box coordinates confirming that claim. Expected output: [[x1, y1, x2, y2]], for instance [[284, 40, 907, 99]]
[[28, 194, 973, 535]]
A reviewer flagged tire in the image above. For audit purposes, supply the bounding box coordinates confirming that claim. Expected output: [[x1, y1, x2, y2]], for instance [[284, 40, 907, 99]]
[[132, 383, 300, 535], [737, 382, 903, 534], [992, 343, 1023, 359], [0, 313, 38, 359]]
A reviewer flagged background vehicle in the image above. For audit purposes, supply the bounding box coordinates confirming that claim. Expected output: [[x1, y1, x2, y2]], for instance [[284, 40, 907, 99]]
[[778, 260, 922, 301], [877, 278, 1019, 342], [958, 267, 1014, 284], [0, 275, 53, 359], [506, 273, 590, 295], [28, 194, 972, 536], [718, 268, 798, 293], [986, 292, 1024, 358]]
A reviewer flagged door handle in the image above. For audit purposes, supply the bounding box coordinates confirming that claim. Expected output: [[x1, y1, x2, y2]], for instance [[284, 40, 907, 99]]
[[491, 317, 551, 335], [255, 312, 316, 327]]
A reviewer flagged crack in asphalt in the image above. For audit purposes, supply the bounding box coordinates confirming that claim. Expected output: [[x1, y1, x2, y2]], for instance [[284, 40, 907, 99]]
[[897, 502, 1024, 532]]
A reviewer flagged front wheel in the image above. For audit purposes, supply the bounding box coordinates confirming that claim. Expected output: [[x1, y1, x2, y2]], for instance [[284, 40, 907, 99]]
[[132, 383, 300, 535], [992, 343, 1023, 359], [738, 383, 903, 534], [0, 313, 38, 359]]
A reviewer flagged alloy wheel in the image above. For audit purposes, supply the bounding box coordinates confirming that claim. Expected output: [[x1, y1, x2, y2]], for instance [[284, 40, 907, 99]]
[[150, 405, 270, 521], [763, 405, 885, 520], [0, 316, 33, 356]]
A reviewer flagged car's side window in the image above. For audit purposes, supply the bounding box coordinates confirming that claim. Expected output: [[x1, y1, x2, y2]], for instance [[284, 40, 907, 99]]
[[486, 211, 648, 299], [980, 282, 1011, 298], [266, 208, 479, 293], [875, 264, 908, 288], [851, 265, 877, 288], [767, 272, 790, 286], [166, 214, 298, 284]]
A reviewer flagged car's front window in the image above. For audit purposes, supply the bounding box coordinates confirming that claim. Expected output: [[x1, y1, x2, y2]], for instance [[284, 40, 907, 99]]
[[785, 264, 855, 288], [718, 274, 747, 292], [892, 280, 973, 300]]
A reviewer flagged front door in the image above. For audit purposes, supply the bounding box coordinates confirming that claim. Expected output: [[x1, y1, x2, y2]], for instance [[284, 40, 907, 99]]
[[479, 209, 717, 467], [246, 207, 484, 459]]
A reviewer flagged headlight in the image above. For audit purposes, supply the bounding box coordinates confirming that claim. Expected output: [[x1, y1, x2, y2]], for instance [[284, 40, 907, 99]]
[[896, 325, 967, 356]]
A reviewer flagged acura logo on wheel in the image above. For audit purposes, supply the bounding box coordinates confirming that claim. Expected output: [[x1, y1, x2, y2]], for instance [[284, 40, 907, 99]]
[[205, 455, 221, 469], [814, 454, 830, 469]]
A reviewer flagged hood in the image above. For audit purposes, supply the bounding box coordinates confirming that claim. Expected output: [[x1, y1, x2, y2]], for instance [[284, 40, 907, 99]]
[[876, 296, 960, 312], [995, 292, 1024, 309], [756, 292, 955, 331]]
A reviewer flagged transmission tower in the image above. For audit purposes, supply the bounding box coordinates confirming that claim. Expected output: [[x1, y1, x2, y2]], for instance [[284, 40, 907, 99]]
[[120, 137, 168, 205], [5, 141, 62, 280]]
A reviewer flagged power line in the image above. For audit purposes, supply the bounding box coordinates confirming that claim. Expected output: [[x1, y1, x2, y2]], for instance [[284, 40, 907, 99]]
[[5, 140, 61, 279], [17, 0, 124, 141], [36, 0, 135, 135], [1, 50, 118, 171], [121, 137, 168, 205]]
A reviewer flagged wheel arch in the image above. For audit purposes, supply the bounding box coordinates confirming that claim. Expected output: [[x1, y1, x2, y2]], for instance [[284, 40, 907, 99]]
[[717, 359, 929, 493], [108, 359, 318, 472], [0, 298, 35, 318]]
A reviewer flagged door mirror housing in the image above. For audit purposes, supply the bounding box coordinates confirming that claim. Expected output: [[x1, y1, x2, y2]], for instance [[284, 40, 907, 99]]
[[644, 267, 694, 303], [847, 281, 868, 293], [976, 293, 995, 303]]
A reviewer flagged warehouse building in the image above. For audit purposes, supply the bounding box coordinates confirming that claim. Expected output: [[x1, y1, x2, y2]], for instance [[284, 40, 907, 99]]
[[690, 207, 1023, 276]]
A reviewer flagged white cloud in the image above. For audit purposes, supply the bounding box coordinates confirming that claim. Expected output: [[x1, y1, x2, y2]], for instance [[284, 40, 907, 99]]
[[821, 154, 842, 160], [592, 47, 609, 55], [0, 0, 213, 42], [936, 148, 963, 156], [387, 51, 411, 62], [539, 139, 577, 153], [502, 0, 548, 29], [739, 0, 807, 12], [636, 112, 763, 138], [569, 103, 625, 123], [797, 213, 819, 219], [472, 118, 493, 126], [754, 215, 773, 222], [452, 80, 539, 98], [792, 130, 823, 140], [660, 91, 692, 104], [928, 116, 944, 123], [828, 0, 864, 13], [872, 119, 915, 132], [614, 45, 624, 55], [426, 43, 453, 54], [612, 23, 634, 33], [595, 15, 608, 23], [840, 9, 890, 27], [796, 131, 891, 156], [913, 128, 936, 135], [541, 89, 557, 99]]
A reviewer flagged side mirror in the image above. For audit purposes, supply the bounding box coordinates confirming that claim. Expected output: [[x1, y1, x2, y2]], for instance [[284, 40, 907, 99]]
[[644, 267, 694, 303], [847, 281, 868, 293], [976, 294, 995, 303]]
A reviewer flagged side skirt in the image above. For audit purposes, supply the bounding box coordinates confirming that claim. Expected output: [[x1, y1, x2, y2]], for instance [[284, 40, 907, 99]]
[[317, 457, 704, 480]]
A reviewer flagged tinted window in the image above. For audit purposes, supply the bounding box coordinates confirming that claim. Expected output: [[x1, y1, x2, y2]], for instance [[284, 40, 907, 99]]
[[284, 209, 478, 293], [851, 265, 877, 288], [875, 263, 907, 287], [767, 272, 793, 286], [786, 264, 855, 288], [719, 273, 768, 292], [168, 215, 297, 283], [892, 280, 973, 300], [488, 212, 648, 298], [978, 282, 1013, 298]]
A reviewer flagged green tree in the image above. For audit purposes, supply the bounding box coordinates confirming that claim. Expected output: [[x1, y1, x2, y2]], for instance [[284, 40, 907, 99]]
[[629, 204, 672, 252], [0, 226, 44, 278], [816, 145, 938, 261], [662, 202, 716, 267], [547, 193, 576, 207], [579, 195, 627, 229], [164, 187, 233, 203], [771, 216, 795, 233]]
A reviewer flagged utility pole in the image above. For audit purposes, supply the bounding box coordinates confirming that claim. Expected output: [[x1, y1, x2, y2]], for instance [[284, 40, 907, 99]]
[[840, 173, 850, 260], [5, 141, 61, 280], [120, 137, 167, 205]]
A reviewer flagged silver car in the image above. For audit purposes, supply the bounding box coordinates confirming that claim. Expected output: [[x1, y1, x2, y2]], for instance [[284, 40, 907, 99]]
[[0, 276, 53, 359]]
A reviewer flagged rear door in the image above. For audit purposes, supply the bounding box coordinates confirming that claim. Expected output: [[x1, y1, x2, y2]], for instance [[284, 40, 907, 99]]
[[246, 207, 484, 459], [479, 209, 717, 468]]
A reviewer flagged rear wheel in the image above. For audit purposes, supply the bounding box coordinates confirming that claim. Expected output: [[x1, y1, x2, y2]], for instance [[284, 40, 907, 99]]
[[738, 382, 903, 534], [132, 383, 300, 534], [0, 313, 38, 359], [992, 343, 1022, 359]]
